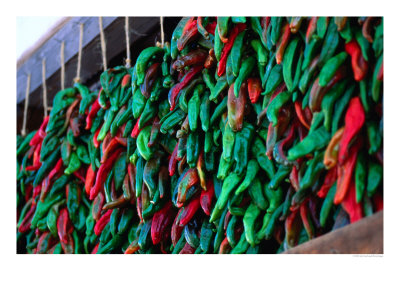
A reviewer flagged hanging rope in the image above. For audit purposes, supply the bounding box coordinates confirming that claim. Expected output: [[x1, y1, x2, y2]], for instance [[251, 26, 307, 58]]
[[42, 59, 48, 117], [125, 17, 131, 68], [74, 23, 84, 83], [99, 17, 107, 71], [21, 73, 31, 137], [160, 16, 165, 48], [60, 41, 65, 90]]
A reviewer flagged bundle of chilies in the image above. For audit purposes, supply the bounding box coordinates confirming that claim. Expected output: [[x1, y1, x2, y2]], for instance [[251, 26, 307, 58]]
[[17, 16, 383, 254]]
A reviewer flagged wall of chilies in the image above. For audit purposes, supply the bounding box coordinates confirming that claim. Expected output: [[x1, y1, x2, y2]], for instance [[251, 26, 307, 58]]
[[16, 16, 383, 254]]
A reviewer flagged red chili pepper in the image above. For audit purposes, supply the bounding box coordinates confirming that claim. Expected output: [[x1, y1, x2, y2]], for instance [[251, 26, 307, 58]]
[[93, 128, 101, 148], [179, 196, 201, 227], [247, 77, 262, 104], [309, 66, 347, 112], [377, 60, 383, 81], [131, 117, 142, 138], [171, 209, 184, 247], [276, 23, 291, 65], [18, 202, 36, 233], [200, 179, 215, 216], [91, 243, 99, 254], [285, 209, 302, 248], [101, 137, 121, 163], [177, 17, 198, 51], [300, 199, 315, 239], [73, 168, 86, 183], [179, 242, 196, 254], [26, 143, 42, 171], [25, 184, 33, 203], [306, 17, 317, 44], [219, 236, 232, 254], [94, 209, 112, 236], [341, 180, 363, 223], [32, 185, 42, 199], [217, 23, 247, 76], [338, 96, 365, 164], [177, 168, 200, 207], [92, 192, 105, 221], [168, 141, 179, 176], [289, 165, 300, 191], [205, 21, 216, 35], [168, 65, 203, 111], [89, 148, 124, 200], [85, 165, 96, 196], [86, 95, 101, 130], [151, 201, 175, 245], [345, 40, 368, 81], [294, 100, 311, 130], [334, 138, 362, 205], [317, 167, 337, 198], [373, 193, 383, 212], [121, 73, 131, 88], [57, 208, 73, 243]]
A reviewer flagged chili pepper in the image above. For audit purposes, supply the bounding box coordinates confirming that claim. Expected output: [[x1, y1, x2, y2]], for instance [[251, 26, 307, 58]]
[[316, 167, 337, 199], [173, 50, 208, 72], [233, 122, 254, 174], [367, 161, 383, 198], [235, 159, 259, 195], [140, 62, 160, 99], [341, 179, 363, 224], [248, 177, 268, 210], [200, 94, 211, 132], [372, 54, 383, 102], [217, 23, 246, 77], [337, 96, 365, 164], [287, 126, 330, 161], [199, 220, 214, 253], [318, 19, 339, 67], [234, 56, 256, 98], [33, 145, 60, 187], [89, 148, 123, 200], [247, 78, 262, 104], [231, 231, 250, 254], [135, 47, 164, 85], [334, 138, 362, 205], [177, 17, 198, 51], [345, 39, 368, 81], [227, 83, 246, 132], [264, 63, 283, 95], [200, 179, 214, 216], [276, 23, 291, 65], [210, 172, 244, 222], [305, 17, 318, 44], [168, 65, 202, 111]]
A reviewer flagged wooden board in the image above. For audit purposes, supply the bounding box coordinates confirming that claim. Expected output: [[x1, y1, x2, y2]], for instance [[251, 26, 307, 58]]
[[16, 16, 180, 134], [283, 211, 383, 254]]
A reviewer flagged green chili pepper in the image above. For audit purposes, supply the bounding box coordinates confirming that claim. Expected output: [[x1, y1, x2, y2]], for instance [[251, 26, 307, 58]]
[[210, 96, 228, 126], [233, 122, 254, 174], [33, 146, 61, 186], [248, 178, 268, 210], [321, 80, 348, 131], [372, 54, 383, 102], [213, 207, 228, 253], [287, 127, 330, 161], [188, 84, 205, 131], [320, 183, 337, 228], [318, 19, 339, 67], [210, 172, 244, 222], [251, 39, 268, 66], [367, 162, 383, 197], [231, 30, 246, 77], [264, 64, 283, 95], [331, 84, 355, 134], [266, 91, 292, 126], [234, 56, 256, 97], [235, 159, 259, 194], [210, 75, 228, 102], [231, 231, 250, 254], [269, 164, 291, 190], [282, 37, 300, 92], [243, 203, 261, 247]]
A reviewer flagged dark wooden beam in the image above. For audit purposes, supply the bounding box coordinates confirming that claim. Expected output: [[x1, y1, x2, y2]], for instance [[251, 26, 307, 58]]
[[16, 16, 181, 134], [283, 211, 383, 254]]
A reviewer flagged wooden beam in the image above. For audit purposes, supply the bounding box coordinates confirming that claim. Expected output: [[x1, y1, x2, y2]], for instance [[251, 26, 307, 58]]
[[283, 211, 383, 254], [16, 16, 180, 134]]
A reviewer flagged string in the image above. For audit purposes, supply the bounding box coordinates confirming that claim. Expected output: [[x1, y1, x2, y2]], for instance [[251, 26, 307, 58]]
[[125, 17, 131, 68], [21, 73, 31, 136], [74, 23, 84, 83], [42, 59, 48, 117], [160, 16, 165, 48], [99, 17, 107, 71], [60, 41, 65, 90]]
